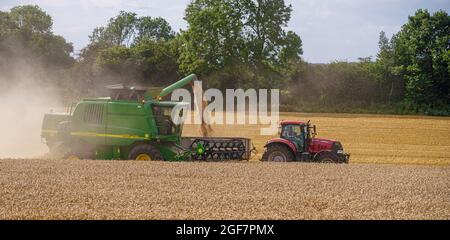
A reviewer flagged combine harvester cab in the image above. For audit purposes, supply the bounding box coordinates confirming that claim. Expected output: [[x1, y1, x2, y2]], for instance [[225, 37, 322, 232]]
[[41, 74, 254, 161]]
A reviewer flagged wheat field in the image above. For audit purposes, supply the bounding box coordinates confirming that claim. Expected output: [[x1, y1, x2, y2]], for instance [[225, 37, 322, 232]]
[[0, 160, 448, 219], [0, 113, 449, 219]]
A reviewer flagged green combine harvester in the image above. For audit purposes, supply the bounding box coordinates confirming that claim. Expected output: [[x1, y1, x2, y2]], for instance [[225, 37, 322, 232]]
[[41, 74, 253, 161]]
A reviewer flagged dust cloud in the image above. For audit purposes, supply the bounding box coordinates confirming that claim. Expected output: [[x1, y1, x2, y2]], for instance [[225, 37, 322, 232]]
[[0, 49, 67, 159], [0, 81, 64, 158]]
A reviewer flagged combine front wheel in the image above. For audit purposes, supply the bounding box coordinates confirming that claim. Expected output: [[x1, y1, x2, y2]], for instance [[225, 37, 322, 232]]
[[129, 144, 163, 161]]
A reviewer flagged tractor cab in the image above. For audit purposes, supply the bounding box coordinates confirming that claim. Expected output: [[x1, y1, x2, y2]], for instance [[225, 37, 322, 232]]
[[279, 120, 316, 152], [262, 120, 349, 163]]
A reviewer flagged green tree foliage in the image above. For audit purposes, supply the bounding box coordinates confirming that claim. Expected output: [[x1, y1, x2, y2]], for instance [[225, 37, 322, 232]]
[[9, 5, 52, 34], [136, 17, 175, 42], [375, 31, 401, 103], [1, 3, 448, 115], [78, 11, 180, 88], [0, 5, 73, 65], [288, 9, 449, 115], [179, 0, 303, 89], [242, 0, 296, 65], [0, 5, 74, 89], [89, 11, 175, 47], [180, 0, 245, 75], [394, 10, 449, 110], [0, 11, 14, 39], [280, 31, 303, 64], [90, 11, 137, 47], [375, 9, 449, 113]]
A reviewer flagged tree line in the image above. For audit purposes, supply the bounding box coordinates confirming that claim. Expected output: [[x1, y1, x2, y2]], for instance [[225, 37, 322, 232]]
[[0, 2, 448, 115]]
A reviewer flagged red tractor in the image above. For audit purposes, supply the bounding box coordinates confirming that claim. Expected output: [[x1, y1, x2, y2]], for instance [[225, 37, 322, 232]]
[[262, 120, 350, 163]]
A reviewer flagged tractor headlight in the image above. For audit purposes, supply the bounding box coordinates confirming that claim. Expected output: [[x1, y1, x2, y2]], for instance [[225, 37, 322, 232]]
[[337, 150, 344, 154]]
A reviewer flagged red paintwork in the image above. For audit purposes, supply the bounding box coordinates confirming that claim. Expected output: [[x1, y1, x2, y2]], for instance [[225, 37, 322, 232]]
[[280, 120, 305, 125], [265, 138, 297, 153], [308, 138, 335, 153], [266, 121, 338, 155]]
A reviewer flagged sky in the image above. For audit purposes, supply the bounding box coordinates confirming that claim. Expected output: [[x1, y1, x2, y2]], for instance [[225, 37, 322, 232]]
[[1, 0, 449, 63]]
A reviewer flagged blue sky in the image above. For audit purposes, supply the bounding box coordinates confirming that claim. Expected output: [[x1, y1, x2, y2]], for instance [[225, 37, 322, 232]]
[[1, 0, 449, 63]]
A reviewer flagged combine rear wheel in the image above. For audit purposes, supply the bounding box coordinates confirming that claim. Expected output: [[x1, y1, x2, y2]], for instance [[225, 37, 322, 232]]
[[128, 144, 163, 161], [262, 144, 294, 162]]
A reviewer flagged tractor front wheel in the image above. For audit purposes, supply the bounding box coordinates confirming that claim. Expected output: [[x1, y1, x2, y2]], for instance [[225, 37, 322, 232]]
[[262, 144, 294, 162], [128, 144, 164, 161], [314, 151, 340, 163]]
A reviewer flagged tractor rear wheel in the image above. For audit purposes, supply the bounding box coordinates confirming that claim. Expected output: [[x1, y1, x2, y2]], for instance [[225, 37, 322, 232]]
[[128, 144, 164, 161], [314, 151, 340, 163], [262, 144, 294, 162]]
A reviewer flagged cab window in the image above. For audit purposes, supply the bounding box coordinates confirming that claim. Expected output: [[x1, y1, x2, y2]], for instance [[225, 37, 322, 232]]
[[281, 125, 302, 138], [152, 106, 175, 135]]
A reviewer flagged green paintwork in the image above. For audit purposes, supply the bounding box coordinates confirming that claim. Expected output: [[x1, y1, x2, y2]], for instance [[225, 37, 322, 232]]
[[195, 143, 205, 155], [41, 112, 71, 144], [41, 75, 197, 161], [159, 74, 197, 98]]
